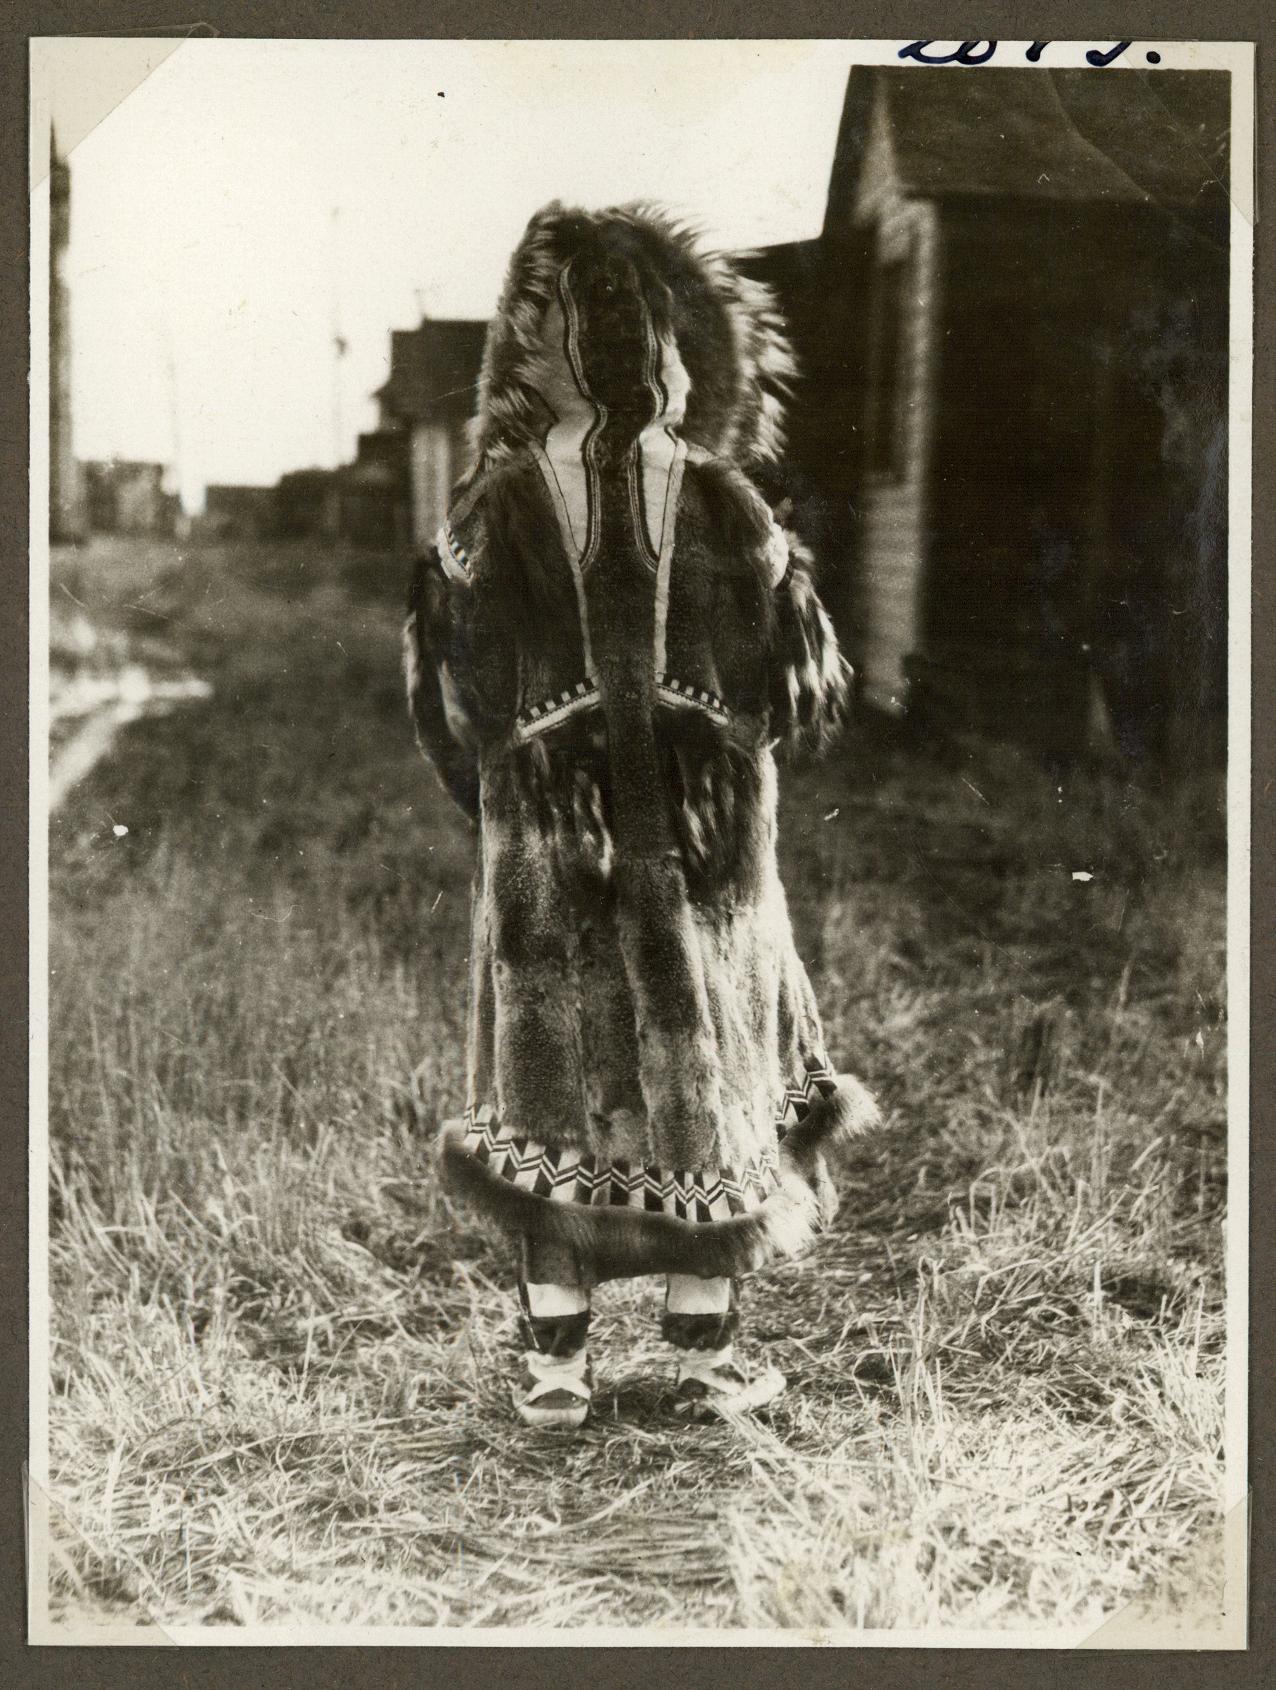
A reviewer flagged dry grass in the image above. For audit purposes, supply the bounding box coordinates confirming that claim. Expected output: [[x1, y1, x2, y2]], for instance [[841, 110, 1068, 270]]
[[41, 535, 1228, 1636]]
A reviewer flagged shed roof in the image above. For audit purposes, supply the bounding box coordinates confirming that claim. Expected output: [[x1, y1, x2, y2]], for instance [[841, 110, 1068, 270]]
[[83, 458, 168, 480], [204, 482, 270, 502], [1049, 69, 1229, 232], [376, 318, 488, 423], [825, 66, 1229, 236], [739, 238, 824, 296]]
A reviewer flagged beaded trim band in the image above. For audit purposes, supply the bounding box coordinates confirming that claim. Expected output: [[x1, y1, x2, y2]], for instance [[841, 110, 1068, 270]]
[[513, 673, 729, 742], [459, 1106, 780, 1221], [656, 673, 729, 725], [775, 1063, 841, 1138], [513, 679, 602, 743], [453, 1059, 840, 1224], [435, 519, 473, 583]]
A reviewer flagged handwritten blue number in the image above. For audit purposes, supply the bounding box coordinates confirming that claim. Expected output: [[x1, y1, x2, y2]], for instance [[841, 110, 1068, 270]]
[[1085, 41, 1132, 66], [898, 40, 998, 65], [899, 37, 1134, 69]]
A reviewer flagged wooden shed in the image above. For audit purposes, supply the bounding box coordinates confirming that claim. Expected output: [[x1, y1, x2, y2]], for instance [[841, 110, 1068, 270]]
[[200, 483, 271, 540], [768, 66, 1230, 765], [83, 458, 180, 537], [337, 429, 411, 549], [265, 467, 341, 541], [374, 318, 487, 552]]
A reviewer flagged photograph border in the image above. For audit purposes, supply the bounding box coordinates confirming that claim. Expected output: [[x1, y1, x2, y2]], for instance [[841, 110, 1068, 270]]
[[8, 0, 1273, 1679]]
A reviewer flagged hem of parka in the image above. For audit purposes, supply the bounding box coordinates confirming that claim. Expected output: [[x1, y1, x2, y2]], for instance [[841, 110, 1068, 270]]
[[436, 1074, 880, 1284]]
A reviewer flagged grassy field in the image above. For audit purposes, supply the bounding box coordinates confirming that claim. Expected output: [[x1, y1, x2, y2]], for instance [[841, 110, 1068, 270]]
[[41, 533, 1229, 1636]]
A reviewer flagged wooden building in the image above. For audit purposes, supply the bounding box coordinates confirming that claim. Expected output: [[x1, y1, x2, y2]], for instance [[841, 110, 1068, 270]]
[[49, 131, 87, 543], [265, 467, 341, 540], [83, 458, 180, 537], [200, 482, 272, 540], [374, 318, 487, 551], [762, 67, 1230, 765], [336, 429, 410, 549]]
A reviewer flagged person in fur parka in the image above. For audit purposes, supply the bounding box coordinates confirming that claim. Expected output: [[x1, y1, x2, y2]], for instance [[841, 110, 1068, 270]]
[[405, 200, 879, 1426]]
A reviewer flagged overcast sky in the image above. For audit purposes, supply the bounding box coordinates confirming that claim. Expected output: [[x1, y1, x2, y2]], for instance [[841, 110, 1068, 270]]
[[60, 40, 855, 508]]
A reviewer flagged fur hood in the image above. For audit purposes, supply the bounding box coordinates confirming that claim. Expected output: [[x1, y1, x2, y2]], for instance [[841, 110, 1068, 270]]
[[407, 200, 850, 831], [468, 200, 797, 472]]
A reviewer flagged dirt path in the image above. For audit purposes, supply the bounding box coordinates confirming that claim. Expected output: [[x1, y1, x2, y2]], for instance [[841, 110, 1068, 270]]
[[48, 666, 212, 813]]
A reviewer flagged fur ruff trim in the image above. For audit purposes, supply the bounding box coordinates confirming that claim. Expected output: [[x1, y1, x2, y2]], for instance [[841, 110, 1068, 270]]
[[470, 201, 797, 474], [770, 528, 852, 758], [403, 555, 481, 821], [437, 1074, 880, 1282]]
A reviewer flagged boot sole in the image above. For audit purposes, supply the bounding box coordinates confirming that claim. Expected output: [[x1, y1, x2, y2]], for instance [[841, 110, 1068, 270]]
[[516, 1399, 591, 1430], [674, 1367, 786, 1418]]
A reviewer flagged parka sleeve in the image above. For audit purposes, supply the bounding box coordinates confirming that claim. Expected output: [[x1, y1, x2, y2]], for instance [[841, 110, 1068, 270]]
[[766, 521, 852, 757], [403, 536, 482, 822]]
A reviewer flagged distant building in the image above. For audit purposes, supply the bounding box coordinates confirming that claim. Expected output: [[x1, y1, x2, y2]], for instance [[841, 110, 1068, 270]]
[[374, 318, 487, 551], [83, 458, 180, 536], [49, 131, 86, 543], [756, 66, 1230, 765], [337, 429, 410, 549], [266, 466, 341, 540], [200, 483, 272, 540]]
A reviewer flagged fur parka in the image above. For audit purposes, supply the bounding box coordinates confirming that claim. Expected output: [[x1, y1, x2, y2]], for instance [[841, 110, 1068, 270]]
[[405, 201, 879, 1282]]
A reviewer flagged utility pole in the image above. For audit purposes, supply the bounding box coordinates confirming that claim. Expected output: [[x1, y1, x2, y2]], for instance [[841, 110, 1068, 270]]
[[329, 204, 348, 468], [161, 316, 184, 516]]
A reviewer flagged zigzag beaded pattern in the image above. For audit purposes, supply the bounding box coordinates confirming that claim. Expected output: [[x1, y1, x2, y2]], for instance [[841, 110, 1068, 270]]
[[459, 1060, 839, 1224], [514, 673, 729, 742], [775, 1062, 841, 1138]]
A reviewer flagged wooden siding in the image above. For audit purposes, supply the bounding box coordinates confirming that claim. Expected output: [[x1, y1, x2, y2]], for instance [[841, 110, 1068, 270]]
[[758, 234, 873, 644], [409, 419, 470, 552], [920, 196, 1226, 761], [919, 202, 1099, 752], [853, 198, 940, 714]]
